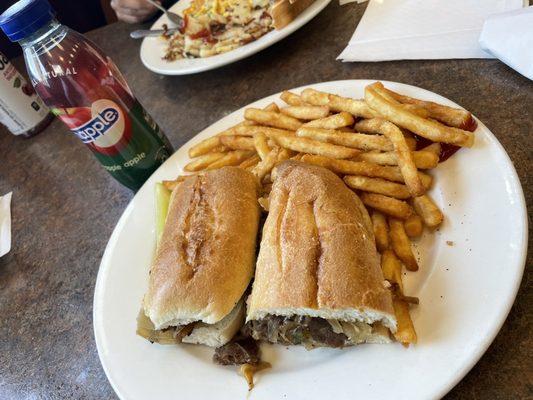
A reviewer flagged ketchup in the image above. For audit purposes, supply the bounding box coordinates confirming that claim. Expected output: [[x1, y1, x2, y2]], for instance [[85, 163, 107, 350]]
[[413, 117, 477, 162], [413, 134, 460, 162]]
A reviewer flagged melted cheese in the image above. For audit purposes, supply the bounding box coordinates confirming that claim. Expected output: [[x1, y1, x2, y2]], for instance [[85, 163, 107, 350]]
[[185, 0, 270, 19]]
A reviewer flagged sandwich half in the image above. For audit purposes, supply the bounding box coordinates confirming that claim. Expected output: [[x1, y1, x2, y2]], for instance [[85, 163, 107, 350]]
[[138, 167, 260, 348], [245, 161, 396, 348]]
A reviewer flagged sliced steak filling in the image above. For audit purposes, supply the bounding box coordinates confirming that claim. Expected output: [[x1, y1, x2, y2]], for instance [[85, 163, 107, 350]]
[[213, 336, 260, 365], [244, 315, 349, 349]]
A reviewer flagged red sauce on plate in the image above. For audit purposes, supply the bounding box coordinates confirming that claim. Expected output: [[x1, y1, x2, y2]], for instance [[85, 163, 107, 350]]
[[413, 135, 460, 162], [412, 116, 477, 162]]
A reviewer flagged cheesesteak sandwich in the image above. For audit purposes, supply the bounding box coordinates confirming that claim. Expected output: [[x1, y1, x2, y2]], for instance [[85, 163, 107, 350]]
[[137, 167, 260, 347], [244, 161, 397, 348]]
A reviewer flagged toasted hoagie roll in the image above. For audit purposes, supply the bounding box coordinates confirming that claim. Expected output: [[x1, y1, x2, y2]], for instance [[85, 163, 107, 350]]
[[139, 167, 260, 347], [245, 161, 396, 348]]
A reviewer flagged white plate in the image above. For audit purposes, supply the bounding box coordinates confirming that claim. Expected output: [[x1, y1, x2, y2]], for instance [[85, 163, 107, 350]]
[[93, 80, 527, 400], [140, 0, 331, 75]]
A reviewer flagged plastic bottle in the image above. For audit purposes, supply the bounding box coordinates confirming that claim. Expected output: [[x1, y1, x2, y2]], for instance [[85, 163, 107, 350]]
[[0, 0, 174, 190]]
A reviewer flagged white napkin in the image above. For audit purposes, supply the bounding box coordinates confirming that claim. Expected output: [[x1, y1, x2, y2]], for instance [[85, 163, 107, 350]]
[[338, 0, 525, 61], [0, 192, 12, 257], [479, 7, 533, 80]]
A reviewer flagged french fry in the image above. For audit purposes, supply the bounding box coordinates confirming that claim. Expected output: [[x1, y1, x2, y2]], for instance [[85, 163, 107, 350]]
[[354, 118, 424, 197], [297, 126, 393, 151], [184, 152, 226, 172], [381, 249, 403, 291], [412, 194, 444, 228], [376, 82, 476, 130], [162, 176, 188, 191], [389, 218, 418, 271], [357, 150, 439, 169], [402, 104, 429, 119], [244, 108, 302, 130], [219, 103, 279, 136], [220, 135, 255, 151], [206, 150, 254, 170], [418, 172, 433, 190], [210, 145, 229, 153], [344, 176, 411, 199], [252, 147, 274, 180], [218, 120, 256, 136], [280, 91, 306, 106], [422, 142, 442, 157], [263, 102, 280, 112], [365, 83, 474, 147], [280, 105, 329, 120], [393, 299, 417, 344], [188, 136, 222, 158], [301, 154, 431, 187], [360, 193, 413, 220], [254, 132, 271, 160], [373, 88, 428, 118], [272, 133, 360, 159], [253, 147, 290, 180], [239, 154, 261, 169], [301, 88, 378, 118], [404, 215, 423, 238], [371, 211, 389, 252], [338, 126, 354, 132], [303, 112, 354, 129], [291, 153, 305, 161], [232, 125, 293, 138]]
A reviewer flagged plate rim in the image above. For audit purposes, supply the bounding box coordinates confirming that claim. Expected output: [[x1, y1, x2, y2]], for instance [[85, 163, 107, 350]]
[[139, 0, 332, 75], [93, 79, 528, 400]]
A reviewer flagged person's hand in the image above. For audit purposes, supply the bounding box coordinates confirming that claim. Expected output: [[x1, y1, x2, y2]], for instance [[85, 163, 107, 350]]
[[110, 0, 159, 24]]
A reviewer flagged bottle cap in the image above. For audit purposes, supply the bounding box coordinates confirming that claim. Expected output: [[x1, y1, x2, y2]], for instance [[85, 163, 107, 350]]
[[0, 0, 54, 42]]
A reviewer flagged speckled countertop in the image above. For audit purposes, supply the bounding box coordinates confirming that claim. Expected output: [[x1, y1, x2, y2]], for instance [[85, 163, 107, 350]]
[[0, 2, 531, 399]]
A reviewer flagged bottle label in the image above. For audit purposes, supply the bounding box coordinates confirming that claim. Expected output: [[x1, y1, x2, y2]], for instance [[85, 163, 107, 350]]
[[74, 105, 121, 144], [0, 52, 50, 135], [77, 99, 133, 156], [52, 99, 173, 190]]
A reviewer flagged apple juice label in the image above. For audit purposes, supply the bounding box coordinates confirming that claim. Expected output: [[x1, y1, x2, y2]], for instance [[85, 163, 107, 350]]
[[52, 99, 173, 190], [0, 52, 50, 135]]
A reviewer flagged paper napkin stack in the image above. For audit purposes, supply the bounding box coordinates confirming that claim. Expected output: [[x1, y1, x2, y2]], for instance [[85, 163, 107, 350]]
[[479, 6, 533, 80], [0, 192, 12, 257], [338, 0, 526, 62]]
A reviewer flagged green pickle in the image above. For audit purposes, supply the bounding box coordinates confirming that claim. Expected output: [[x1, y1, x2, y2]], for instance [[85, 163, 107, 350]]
[[154, 182, 171, 245]]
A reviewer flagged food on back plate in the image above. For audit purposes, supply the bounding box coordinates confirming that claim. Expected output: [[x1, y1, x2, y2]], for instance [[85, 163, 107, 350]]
[[244, 161, 397, 348], [163, 0, 316, 60], [137, 167, 260, 348]]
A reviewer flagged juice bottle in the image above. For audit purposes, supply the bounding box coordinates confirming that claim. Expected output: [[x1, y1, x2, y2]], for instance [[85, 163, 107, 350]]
[[0, 0, 174, 191], [0, 50, 53, 138]]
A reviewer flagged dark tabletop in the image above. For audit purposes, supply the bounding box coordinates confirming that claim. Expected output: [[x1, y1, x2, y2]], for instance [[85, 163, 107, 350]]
[[0, 2, 531, 399]]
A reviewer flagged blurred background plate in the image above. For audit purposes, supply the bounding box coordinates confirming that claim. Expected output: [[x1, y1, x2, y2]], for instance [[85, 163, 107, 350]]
[[140, 0, 331, 75], [94, 80, 527, 400]]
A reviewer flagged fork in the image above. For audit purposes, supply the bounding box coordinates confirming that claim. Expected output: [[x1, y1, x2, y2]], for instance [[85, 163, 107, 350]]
[[145, 0, 184, 27]]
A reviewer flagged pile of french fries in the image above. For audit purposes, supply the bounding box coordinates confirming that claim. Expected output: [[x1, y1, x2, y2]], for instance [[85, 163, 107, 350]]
[[163, 81, 477, 346]]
